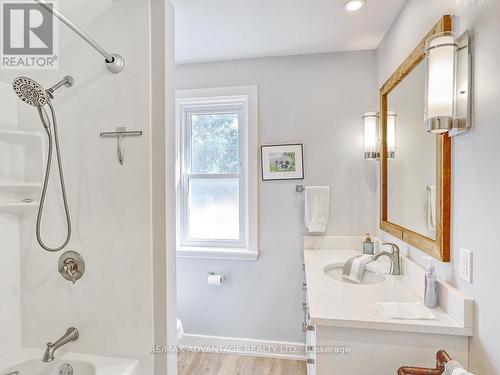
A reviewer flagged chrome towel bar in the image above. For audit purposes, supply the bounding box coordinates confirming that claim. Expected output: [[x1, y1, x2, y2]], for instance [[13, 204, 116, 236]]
[[398, 350, 452, 375]]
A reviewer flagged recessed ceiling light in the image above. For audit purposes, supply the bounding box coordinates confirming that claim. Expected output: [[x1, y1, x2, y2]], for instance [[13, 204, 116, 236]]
[[344, 0, 366, 11]]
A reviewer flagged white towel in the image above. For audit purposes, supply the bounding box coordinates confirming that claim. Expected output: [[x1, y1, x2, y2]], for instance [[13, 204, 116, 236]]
[[376, 302, 437, 320], [427, 185, 436, 232], [304, 186, 330, 233], [444, 361, 473, 375], [342, 255, 372, 283]]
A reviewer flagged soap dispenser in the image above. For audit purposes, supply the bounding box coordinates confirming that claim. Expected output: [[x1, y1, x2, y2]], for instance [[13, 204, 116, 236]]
[[362, 233, 374, 255], [423, 256, 439, 308]]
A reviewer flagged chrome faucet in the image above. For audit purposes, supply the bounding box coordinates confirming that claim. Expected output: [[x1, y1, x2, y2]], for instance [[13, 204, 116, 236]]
[[42, 327, 79, 362], [372, 243, 401, 275]]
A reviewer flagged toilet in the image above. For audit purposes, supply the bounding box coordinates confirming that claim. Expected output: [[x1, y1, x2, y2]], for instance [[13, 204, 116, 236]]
[[177, 319, 184, 340]]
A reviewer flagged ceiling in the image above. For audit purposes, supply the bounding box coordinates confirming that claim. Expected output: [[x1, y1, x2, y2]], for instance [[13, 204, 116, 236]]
[[172, 0, 407, 64]]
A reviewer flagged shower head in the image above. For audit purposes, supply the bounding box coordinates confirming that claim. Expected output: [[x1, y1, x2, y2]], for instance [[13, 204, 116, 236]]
[[12, 75, 74, 106], [13, 77, 49, 107]]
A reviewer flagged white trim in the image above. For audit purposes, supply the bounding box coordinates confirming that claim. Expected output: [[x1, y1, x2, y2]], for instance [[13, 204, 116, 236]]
[[177, 247, 259, 260], [179, 334, 306, 361], [180, 103, 246, 249], [175, 86, 259, 259]]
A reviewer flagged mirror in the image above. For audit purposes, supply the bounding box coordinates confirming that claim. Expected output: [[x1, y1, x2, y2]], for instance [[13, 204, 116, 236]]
[[380, 16, 451, 262], [386, 62, 437, 240]]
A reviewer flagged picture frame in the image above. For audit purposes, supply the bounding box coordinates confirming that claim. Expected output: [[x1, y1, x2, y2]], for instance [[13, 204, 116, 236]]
[[260, 144, 304, 181]]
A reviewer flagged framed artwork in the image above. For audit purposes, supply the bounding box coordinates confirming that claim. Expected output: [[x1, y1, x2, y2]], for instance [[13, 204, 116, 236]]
[[261, 144, 304, 181]]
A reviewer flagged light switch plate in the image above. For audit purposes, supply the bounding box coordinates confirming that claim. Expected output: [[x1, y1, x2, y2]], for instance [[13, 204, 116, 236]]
[[459, 248, 473, 283]]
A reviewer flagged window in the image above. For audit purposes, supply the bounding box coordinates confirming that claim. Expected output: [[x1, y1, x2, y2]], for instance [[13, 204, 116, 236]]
[[176, 87, 258, 260]]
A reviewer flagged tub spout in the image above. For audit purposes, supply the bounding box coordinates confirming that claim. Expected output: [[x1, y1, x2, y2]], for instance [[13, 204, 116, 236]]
[[42, 327, 79, 362]]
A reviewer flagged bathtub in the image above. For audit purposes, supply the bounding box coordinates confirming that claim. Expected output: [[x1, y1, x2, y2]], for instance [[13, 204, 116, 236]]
[[0, 349, 139, 375]]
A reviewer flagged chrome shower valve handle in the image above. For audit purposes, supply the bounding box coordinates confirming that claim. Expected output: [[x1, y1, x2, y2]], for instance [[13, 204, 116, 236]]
[[62, 260, 77, 284], [58, 251, 85, 284]]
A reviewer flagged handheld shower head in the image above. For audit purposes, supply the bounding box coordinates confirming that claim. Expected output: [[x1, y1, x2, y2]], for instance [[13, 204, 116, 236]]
[[12, 75, 74, 253], [13, 75, 74, 104], [13, 77, 49, 107]]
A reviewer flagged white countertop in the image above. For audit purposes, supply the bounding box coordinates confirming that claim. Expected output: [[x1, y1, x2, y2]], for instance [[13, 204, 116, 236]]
[[304, 247, 473, 336]]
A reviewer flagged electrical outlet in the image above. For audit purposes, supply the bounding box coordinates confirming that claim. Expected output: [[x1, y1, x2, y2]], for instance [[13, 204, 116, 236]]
[[459, 248, 473, 283]]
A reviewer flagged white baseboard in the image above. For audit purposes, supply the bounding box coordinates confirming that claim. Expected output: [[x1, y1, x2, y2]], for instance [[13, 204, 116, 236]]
[[179, 334, 306, 361]]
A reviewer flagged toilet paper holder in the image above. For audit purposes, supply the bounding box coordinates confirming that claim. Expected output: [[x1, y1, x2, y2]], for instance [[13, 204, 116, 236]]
[[208, 272, 225, 285]]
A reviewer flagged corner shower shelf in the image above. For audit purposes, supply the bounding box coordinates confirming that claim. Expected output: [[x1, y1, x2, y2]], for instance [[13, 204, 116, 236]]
[[0, 201, 38, 215], [0, 183, 41, 216], [0, 130, 43, 144], [0, 183, 42, 196], [0, 130, 45, 188]]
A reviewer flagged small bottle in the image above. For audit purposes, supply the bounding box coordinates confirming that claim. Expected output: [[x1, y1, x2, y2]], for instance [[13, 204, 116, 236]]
[[424, 256, 439, 308], [362, 233, 374, 255]]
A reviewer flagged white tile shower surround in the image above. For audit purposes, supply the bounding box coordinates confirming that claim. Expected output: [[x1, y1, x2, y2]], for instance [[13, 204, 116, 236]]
[[0, 348, 138, 375], [0, 79, 25, 348], [0, 0, 175, 373], [303, 236, 473, 334]]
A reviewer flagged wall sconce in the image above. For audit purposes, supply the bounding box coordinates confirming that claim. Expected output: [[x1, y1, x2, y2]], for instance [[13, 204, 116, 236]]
[[363, 112, 396, 160], [363, 112, 379, 160], [387, 111, 396, 159], [424, 31, 471, 136]]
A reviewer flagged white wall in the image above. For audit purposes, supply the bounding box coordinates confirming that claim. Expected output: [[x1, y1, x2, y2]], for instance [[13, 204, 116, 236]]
[[0, 1, 173, 374], [0, 216, 21, 348], [376, 0, 500, 373], [175, 51, 378, 343], [151, 0, 177, 374], [0, 80, 24, 349]]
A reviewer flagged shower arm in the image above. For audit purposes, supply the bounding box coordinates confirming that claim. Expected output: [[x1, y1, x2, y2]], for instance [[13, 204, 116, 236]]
[[35, 0, 124, 74]]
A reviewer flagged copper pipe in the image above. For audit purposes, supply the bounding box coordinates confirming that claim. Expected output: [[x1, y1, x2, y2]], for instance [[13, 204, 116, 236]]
[[397, 350, 452, 375]]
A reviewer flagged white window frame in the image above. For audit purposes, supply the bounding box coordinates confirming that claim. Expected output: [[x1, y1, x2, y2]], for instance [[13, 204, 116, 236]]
[[181, 104, 246, 249], [175, 86, 259, 260]]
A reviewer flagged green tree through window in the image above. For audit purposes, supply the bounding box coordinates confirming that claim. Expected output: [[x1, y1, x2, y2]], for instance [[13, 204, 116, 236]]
[[191, 113, 239, 174]]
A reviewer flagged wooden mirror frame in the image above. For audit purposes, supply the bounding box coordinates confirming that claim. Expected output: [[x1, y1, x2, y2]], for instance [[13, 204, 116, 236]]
[[380, 15, 452, 262]]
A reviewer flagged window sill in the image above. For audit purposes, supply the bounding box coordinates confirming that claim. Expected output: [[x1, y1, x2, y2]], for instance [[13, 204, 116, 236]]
[[176, 246, 259, 261]]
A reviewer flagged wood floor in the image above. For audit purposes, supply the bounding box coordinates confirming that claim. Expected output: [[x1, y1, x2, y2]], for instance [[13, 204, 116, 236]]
[[178, 352, 307, 375]]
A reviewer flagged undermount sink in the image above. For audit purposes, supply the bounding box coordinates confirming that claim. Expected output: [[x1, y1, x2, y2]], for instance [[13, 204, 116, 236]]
[[323, 263, 386, 285]]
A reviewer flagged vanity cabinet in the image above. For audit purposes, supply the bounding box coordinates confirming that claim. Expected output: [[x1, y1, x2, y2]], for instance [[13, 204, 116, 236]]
[[302, 264, 317, 375], [303, 236, 473, 375], [314, 325, 467, 374]]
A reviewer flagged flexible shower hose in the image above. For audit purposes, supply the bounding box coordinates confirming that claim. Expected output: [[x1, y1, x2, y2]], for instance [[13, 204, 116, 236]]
[[36, 101, 72, 252]]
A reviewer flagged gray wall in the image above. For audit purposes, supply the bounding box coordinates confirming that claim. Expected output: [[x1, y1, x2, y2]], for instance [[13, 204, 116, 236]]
[[376, 0, 500, 373], [176, 51, 378, 343]]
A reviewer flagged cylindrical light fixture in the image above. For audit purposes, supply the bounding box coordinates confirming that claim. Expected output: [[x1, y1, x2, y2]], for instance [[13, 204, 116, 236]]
[[424, 32, 457, 133], [387, 111, 396, 159], [363, 112, 379, 160]]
